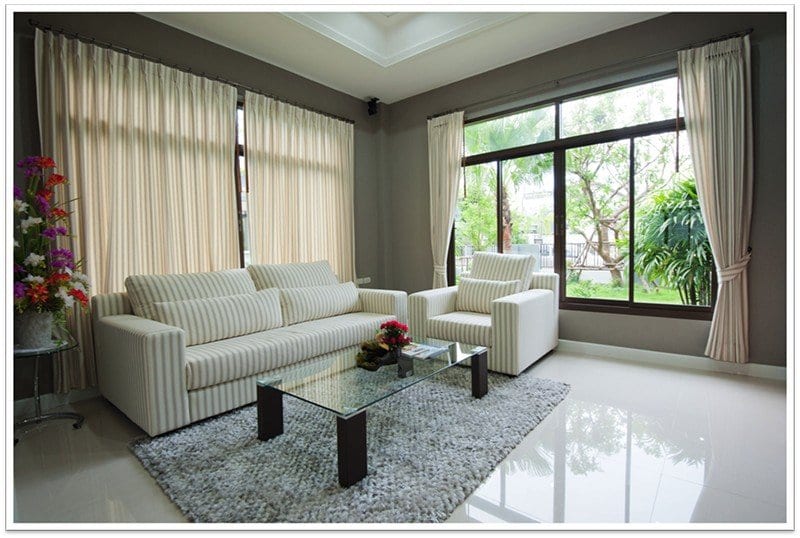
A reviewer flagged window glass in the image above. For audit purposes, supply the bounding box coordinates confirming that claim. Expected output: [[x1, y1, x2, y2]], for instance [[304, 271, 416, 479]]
[[455, 163, 497, 282], [501, 154, 555, 272], [561, 78, 679, 138], [565, 140, 630, 300], [634, 133, 711, 305], [464, 105, 555, 157]]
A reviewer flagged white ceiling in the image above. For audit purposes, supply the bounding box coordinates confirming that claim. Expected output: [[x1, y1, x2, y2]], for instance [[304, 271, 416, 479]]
[[142, 11, 663, 104]]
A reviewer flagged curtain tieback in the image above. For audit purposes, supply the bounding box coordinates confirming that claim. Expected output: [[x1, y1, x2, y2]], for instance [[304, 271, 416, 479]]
[[717, 253, 751, 283], [433, 264, 447, 275]]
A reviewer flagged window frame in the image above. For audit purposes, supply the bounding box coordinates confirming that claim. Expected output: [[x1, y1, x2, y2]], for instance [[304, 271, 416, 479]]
[[235, 99, 247, 268], [450, 71, 714, 320]]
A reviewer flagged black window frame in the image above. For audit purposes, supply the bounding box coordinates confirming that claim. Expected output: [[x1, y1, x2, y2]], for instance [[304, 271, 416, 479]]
[[235, 99, 247, 268], [449, 71, 714, 320]]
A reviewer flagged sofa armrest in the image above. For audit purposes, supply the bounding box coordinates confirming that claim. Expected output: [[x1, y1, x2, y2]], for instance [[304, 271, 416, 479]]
[[529, 272, 559, 320], [94, 314, 190, 436], [491, 289, 558, 375], [408, 286, 458, 340], [358, 288, 408, 324]]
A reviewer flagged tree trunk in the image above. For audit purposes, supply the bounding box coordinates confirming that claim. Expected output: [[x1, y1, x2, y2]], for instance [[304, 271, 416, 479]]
[[502, 180, 513, 252]]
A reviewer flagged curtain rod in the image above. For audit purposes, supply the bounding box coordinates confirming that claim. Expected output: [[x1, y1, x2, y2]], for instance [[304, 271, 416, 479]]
[[28, 18, 356, 125], [427, 27, 754, 121]]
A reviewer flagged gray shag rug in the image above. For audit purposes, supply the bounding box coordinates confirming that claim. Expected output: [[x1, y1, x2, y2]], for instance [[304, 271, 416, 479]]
[[130, 367, 569, 523]]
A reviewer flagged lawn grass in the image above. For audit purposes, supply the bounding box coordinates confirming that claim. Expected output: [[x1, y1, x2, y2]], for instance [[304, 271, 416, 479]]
[[565, 281, 684, 304]]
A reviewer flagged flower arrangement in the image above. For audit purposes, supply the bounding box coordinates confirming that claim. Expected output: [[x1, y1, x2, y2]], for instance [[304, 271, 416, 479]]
[[376, 320, 412, 352], [13, 156, 90, 318]]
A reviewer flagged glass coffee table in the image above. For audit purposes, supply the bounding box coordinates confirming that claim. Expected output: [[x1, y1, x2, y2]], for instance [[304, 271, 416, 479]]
[[256, 338, 488, 487]]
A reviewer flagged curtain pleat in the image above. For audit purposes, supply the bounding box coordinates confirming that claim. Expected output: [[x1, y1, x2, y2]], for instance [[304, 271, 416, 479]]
[[678, 36, 753, 363], [244, 92, 356, 282], [427, 111, 464, 288], [35, 30, 240, 391]]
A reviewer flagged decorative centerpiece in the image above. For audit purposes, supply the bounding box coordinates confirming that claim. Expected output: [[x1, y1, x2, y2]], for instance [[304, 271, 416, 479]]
[[13, 156, 90, 348], [356, 320, 413, 376]]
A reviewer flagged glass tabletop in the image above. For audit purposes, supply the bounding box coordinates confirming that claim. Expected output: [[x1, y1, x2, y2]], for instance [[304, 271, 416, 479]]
[[257, 338, 486, 418], [14, 326, 78, 357]]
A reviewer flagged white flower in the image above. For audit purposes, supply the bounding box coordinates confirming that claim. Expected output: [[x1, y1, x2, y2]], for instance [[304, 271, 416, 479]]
[[56, 287, 75, 308], [72, 281, 87, 294], [14, 240, 19, 248], [22, 275, 45, 284], [14, 200, 29, 213], [23, 253, 45, 267], [20, 217, 43, 233], [71, 271, 90, 284]]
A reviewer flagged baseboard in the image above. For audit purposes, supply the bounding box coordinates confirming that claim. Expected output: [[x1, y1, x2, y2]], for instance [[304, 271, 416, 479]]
[[557, 339, 786, 381], [14, 387, 100, 421]]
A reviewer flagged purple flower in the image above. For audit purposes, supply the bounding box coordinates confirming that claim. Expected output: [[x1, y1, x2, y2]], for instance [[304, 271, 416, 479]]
[[41, 228, 58, 239], [51, 248, 74, 260], [13, 185, 22, 199], [51, 248, 76, 269], [13, 282, 26, 300], [55, 226, 67, 235], [14, 264, 24, 273], [35, 194, 51, 214]]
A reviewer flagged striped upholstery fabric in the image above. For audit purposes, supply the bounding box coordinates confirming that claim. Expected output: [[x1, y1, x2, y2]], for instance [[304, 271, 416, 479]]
[[358, 288, 408, 324], [125, 269, 256, 321], [529, 272, 560, 319], [408, 286, 458, 340], [491, 288, 556, 375], [426, 311, 493, 347], [470, 252, 536, 290], [94, 314, 190, 436], [184, 312, 393, 390], [280, 282, 361, 325], [153, 289, 283, 346], [247, 260, 339, 290], [455, 277, 521, 314], [91, 292, 132, 319]]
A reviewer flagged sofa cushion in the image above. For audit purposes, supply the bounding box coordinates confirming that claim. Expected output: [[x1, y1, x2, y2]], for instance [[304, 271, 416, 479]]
[[456, 277, 521, 314], [427, 311, 493, 347], [280, 282, 361, 325], [247, 260, 339, 290], [153, 289, 282, 346], [125, 269, 255, 321], [184, 312, 394, 390], [470, 252, 536, 290]]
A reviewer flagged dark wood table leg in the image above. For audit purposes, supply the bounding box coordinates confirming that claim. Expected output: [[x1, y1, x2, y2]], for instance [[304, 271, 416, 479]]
[[257, 384, 284, 440], [471, 350, 488, 398], [336, 411, 367, 487]]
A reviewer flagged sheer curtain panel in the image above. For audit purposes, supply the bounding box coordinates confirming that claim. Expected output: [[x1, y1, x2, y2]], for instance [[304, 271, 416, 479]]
[[244, 91, 356, 282], [678, 36, 753, 363], [35, 30, 239, 391], [427, 111, 464, 288]]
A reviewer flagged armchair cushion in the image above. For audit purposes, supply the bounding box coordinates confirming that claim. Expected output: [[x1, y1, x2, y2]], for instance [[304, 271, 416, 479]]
[[248, 260, 339, 290], [427, 311, 493, 347], [470, 252, 536, 290], [280, 282, 361, 325], [455, 277, 521, 314], [153, 289, 283, 346]]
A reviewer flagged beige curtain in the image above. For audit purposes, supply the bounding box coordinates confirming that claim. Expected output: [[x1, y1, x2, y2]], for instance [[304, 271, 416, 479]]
[[35, 30, 240, 391], [244, 91, 355, 282], [427, 111, 464, 288], [678, 36, 753, 363]]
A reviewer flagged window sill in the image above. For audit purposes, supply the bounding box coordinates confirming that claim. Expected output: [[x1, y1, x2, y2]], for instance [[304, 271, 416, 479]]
[[559, 300, 713, 321]]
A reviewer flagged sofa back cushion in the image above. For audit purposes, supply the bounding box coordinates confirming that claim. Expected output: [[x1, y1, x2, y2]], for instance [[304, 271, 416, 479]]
[[125, 269, 256, 321], [153, 289, 283, 346], [247, 261, 339, 290], [456, 277, 522, 314], [469, 252, 535, 290], [280, 282, 361, 325]]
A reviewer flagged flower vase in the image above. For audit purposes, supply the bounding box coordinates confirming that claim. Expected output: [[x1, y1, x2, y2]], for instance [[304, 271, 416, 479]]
[[15, 310, 54, 349]]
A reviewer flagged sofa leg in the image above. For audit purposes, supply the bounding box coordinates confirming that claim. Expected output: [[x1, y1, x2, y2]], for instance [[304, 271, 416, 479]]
[[257, 384, 284, 440], [471, 350, 488, 398]]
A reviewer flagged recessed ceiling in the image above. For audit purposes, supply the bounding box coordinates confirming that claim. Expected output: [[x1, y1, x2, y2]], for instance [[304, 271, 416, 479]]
[[142, 12, 663, 104]]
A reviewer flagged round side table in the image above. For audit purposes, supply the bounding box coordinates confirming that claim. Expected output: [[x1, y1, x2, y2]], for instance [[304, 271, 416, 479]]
[[14, 328, 85, 444]]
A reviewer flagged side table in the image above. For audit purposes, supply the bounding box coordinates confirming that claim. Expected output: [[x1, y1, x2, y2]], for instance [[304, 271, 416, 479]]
[[14, 329, 85, 444]]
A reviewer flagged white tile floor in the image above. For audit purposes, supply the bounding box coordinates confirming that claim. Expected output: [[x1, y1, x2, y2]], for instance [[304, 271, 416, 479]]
[[12, 350, 787, 526]]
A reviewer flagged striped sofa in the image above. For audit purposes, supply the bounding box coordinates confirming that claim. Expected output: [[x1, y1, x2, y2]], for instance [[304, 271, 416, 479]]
[[91, 261, 407, 436], [409, 252, 558, 376]]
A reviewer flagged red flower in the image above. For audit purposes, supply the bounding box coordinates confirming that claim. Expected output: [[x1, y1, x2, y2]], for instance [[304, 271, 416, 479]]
[[51, 208, 69, 218], [37, 157, 56, 169], [48, 273, 71, 285], [68, 288, 89, 307], [46, 173, 67, 187], [26, 284, 49, 304], [37, 189, 53, 201]]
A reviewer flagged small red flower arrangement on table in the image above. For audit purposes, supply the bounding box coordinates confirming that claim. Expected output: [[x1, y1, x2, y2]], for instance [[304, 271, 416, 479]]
[[376, 320, 412, 354], [356, 320, 413, 371]]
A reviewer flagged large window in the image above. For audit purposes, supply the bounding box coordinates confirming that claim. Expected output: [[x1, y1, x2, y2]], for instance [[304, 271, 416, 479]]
[[454, 75, 713, 318]]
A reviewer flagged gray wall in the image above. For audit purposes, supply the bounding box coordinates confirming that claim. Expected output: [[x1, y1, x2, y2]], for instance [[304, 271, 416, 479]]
[[383, 12, 786, 366]]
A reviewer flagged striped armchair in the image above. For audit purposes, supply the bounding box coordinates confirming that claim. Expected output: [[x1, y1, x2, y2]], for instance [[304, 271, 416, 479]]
[[409, 252, 558, 376]]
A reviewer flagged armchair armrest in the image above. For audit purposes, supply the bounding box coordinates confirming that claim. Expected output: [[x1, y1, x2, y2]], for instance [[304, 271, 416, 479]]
[[408, 286, 458, 340], [491, 289, 558, 375], [358, 288, 408, 324], [94, 314, 190, 436]]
